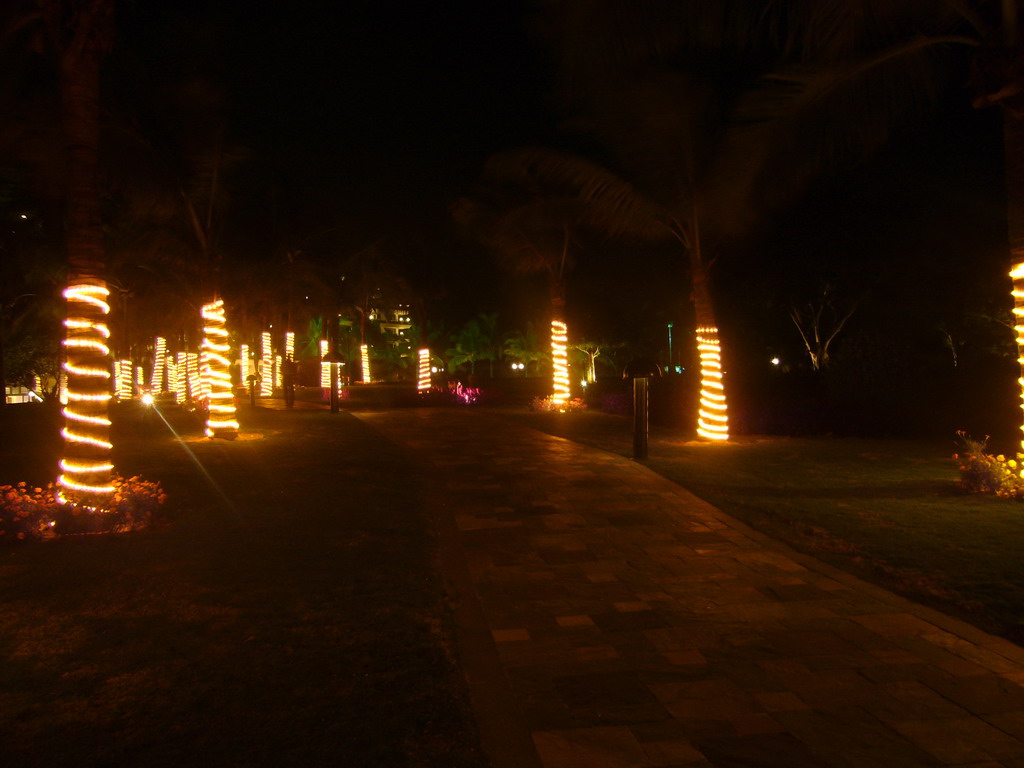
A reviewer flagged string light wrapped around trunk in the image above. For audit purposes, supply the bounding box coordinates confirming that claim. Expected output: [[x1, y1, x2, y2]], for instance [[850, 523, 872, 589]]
[[320, 339, 330, 388], [285, 331, 295, 361], [1011, 262, 1024, 451], [239, 344, 250, 391], [360, 343, 371, 383], [57, 282, 114, 505], [151, 336, 167, 394], [417, 348, 431, 392], [550, 319, 570, 406], [115, 359, 132, 400], [260, 331, 273, 397], [187, 351, 201, 403], [695, 326, 729, 441], [201, 299, 239, 439]]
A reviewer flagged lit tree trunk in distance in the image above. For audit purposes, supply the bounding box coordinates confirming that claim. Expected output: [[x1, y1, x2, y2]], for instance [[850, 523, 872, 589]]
[[54, 0, 116, 506], [550, 278, 570, 407], [1007, 109, 1024, 452], [687, 219, 729, 441]]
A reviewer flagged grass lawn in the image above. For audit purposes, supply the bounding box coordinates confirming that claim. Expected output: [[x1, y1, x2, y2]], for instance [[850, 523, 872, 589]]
[[497, 407, 1024, 645], [0, 404, 486, 768]]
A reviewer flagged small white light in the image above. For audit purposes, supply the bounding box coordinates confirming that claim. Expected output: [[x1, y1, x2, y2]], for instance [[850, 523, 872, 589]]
[[770, 357, 780, 366], [141, 392, 155, 406]]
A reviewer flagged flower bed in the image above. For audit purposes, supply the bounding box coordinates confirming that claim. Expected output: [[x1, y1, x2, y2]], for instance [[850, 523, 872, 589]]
[[1, 476, 165, 542]]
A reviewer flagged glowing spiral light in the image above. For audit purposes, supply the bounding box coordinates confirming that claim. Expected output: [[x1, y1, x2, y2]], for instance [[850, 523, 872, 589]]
[[240, 344, 250, 386], [173, 352, 188, 403], [551, 319, 570, 406], [115, 360, 133, 400], [135, 365, 143, 395], [275, 354, 283, 388], [151, 336, 167, 393], [695, 326, 729, 441], [33, 373, 42, 396], [57, 283, 115, 504], [260, 331, 273, 397], [1011, 263, 1024, 451], [185, 352, 200, 402], [360, 343, 371, 383], [417, 348, 431, 392], [201, 299, 238, 439], [320, 339, 330, 388], [285, 331, 295, 361]]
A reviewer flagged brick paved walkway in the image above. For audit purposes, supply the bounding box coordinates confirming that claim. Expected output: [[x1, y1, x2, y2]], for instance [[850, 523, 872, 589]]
[[358, 408, 1024, 768]]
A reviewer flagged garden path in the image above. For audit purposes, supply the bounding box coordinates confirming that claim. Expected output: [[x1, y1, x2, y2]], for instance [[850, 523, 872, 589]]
[[359, 407, 1024, 768]]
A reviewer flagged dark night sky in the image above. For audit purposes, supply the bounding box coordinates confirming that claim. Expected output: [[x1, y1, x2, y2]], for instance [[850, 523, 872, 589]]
[[115, 1, 1008, 349]]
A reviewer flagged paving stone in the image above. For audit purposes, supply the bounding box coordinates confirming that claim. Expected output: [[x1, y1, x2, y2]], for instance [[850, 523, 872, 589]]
[[357, 411, 1024, 768], [533, 726, 651, 768], [888, 717, 1024, 763], [694, 732, 831, 767]]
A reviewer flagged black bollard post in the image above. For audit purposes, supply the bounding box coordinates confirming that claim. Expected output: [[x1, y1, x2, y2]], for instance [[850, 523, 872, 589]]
[[633, 376, 649, 460], [624, 359, 661, 461]]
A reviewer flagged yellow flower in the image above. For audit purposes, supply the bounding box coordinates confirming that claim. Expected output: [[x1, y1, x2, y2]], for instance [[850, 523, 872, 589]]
[[1011, 460, 1018, 469], [998, 455, 1006, 462]]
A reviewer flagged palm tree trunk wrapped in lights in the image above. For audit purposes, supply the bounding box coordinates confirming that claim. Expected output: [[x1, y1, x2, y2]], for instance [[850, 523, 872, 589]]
[[360, 343, 371, 383], [151, 336, 166, 393], [115, 359, 132, 400], [57, 282, 115, 505], [320, 339, 330, 388], [695, 326, 729, 441], [201, 298, 238, 439], [1012, 263, 1024, 451], [260, 331, 273, 397], [417, 348, 431, 392], [550, 318, 570, 406]]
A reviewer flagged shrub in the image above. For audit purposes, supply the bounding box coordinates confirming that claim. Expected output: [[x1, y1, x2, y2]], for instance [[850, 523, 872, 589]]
[[0, 476, 166, 543], [954, 431, 1024, 498], [529, 396, 587, 413]]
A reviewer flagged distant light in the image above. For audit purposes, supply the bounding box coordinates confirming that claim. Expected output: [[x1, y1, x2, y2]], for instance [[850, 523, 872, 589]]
[[770, 357, 780, 366], [19, 213, 28, 219], [141, 392, 155, 406]]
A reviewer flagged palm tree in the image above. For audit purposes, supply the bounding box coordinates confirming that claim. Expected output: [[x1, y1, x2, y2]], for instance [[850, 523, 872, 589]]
[[531, 1, 989, 439], [447, 316, 495, 377], [504, 321, 549, 376], [455, 148, 660, 404], [34, 0, 117, 504]]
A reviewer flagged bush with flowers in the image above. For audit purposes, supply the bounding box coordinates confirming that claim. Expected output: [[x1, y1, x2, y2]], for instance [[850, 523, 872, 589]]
[[953, 431, 1024, 498], [0, 475, 166, 543], [529, 396, 588, 413]]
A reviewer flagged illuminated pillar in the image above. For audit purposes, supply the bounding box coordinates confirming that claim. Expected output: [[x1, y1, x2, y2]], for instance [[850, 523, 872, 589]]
[[417, 348, 431, 392], [151, 336, 167, 393], [260, 331, 273, 397], [550, 319, 570, 406], [275, 354, 283, 388], [695, 326, 729, 441], [320, 339, 330, 388], [135, 366, 143, 396], [285, 331, 295, 360], [1012, 263, 1024, 451], [240, 344, 250, 386], [201, 299, 239, 439], [360, 343, 371, 383], [187, 351, 201, 402], [57, 283, 114, 506], [174, 352, 188, 404], [115, 359, 133, 400]]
